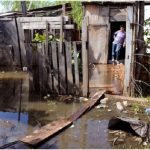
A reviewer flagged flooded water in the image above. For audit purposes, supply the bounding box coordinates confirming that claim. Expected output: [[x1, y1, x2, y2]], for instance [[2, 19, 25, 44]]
[[0, 71, 150, 149]]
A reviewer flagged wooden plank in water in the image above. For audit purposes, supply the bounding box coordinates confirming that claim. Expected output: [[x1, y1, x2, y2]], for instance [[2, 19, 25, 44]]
[[58, 42, 66, 94], [65, 42, 73, 94], [21, 119, 71, 146], [20, 90, 105, 146], [51, 42, 59, 93], [68, 90, 105, 122], [73, 42, 80, 95]]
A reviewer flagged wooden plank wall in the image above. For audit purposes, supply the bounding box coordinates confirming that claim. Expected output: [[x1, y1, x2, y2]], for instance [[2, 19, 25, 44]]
[[25, 41, 81, 96]]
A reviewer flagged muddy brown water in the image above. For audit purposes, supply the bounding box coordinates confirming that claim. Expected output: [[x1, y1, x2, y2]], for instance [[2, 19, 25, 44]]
[[0, 71, 150, 149]]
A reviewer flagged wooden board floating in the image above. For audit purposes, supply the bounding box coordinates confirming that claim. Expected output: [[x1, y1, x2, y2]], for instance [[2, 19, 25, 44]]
[[20, 90, 105, 146], [21, 119, 72, 146]]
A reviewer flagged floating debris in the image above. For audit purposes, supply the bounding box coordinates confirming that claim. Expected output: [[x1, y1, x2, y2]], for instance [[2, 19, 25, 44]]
[[47, 94, 50, 98], [70, 124, 75, 128], [100, 98, 108, 104], [122, 110, 128, 114], [134, 137, 142, 144], [145, 108, 150, 114], [79, 97, 88, 102], [143, 141, 148, 146], [23, 67, 28, 72], [108, 116, 150, 142], [96, 104, 106, 109], [43, 96, 48, 99], [108, 109, 112, 112], [122, 101, 128, 107], [116, 102, 124, 111]]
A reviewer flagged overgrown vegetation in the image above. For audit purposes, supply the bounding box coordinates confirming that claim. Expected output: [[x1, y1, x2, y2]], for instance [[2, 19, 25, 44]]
[[33, 33, 59, 43]]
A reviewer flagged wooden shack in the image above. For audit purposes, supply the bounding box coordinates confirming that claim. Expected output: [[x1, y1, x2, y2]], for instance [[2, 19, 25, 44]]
[[82, 1, 150, 97]]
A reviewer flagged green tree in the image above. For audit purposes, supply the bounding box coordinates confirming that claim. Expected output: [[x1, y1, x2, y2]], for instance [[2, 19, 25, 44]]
[[1, 0, 52, 11], [53, 1, 83, 29]]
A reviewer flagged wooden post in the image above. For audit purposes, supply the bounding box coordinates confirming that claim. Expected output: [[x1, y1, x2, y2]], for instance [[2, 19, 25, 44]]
[[45, 21, 49, 56], [82, 17, 88, 97], [130, 3, 138, 96], [21, 1, 27, 17], [60, 16, 64, 53], [123, 6, 134, 96], [136, 1, 145, 81], [15, 16, 23, 69], [73, 42, 80, 95]]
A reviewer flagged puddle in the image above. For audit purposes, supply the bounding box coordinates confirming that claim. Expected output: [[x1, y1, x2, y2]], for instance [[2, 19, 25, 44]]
[[0, 71, 150, 149]]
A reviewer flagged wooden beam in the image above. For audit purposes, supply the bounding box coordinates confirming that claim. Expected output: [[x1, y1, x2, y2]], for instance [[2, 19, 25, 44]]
[[20, 90, 105, 146], [82, 17, 89, 97], [21, 23, 74, 30], [105, 94, 147, 102], [18, 16, 69, 23]]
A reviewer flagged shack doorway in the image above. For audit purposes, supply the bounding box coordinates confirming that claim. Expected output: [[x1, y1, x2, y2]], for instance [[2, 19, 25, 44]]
[[108, 21, 126, 63]]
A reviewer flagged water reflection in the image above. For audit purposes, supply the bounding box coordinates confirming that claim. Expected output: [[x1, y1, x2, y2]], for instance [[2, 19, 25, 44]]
[[0, 72, 149, 149]]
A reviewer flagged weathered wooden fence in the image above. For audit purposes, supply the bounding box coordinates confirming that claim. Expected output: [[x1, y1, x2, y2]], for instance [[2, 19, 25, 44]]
[[25, 41, 82, 96]]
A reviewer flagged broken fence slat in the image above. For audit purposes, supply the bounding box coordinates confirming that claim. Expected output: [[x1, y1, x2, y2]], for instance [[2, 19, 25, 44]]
[[20, 90, 105, 146], [73, 41, 80, 95]]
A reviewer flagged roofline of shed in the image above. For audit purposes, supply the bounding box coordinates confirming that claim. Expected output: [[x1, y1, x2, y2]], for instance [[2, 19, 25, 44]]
[[28, 3, 71, 12], [82, 1, 150, 6]]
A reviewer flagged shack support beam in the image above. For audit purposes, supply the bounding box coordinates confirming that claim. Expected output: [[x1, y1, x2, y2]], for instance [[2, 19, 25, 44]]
[[82, 16, 89, 97]]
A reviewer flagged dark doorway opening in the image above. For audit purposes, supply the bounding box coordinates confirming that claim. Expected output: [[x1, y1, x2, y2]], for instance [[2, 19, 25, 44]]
[[108, 21, 126, 63]]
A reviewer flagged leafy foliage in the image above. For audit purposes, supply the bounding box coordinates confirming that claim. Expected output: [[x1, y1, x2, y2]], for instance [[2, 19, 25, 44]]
[[50, 1, 83, 29], [144, 18, 150, 45], [70, 1, 82, 30], [1, 0, 52, 11], [33, 33, 59, 43]]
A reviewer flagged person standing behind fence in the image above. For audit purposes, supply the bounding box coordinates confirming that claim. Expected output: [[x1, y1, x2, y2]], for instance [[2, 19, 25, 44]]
[[112, 25, 126, 64]]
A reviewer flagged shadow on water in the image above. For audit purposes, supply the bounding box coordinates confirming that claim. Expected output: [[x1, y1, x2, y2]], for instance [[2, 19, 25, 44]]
[[0, 71, 150, 149]]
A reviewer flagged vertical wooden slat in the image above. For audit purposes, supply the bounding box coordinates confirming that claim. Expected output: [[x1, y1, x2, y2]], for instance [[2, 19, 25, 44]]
[[45, 21, 49, 56], [73, 42, 80, 95], [60, 16, 63, 53], [47, 43, 52, 91], [58, 42, 66, 94], [82, 17, 89, 97], [65, 41, 73, 94], [51, 42, 59, 94], [123, 6, 134, 96]]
